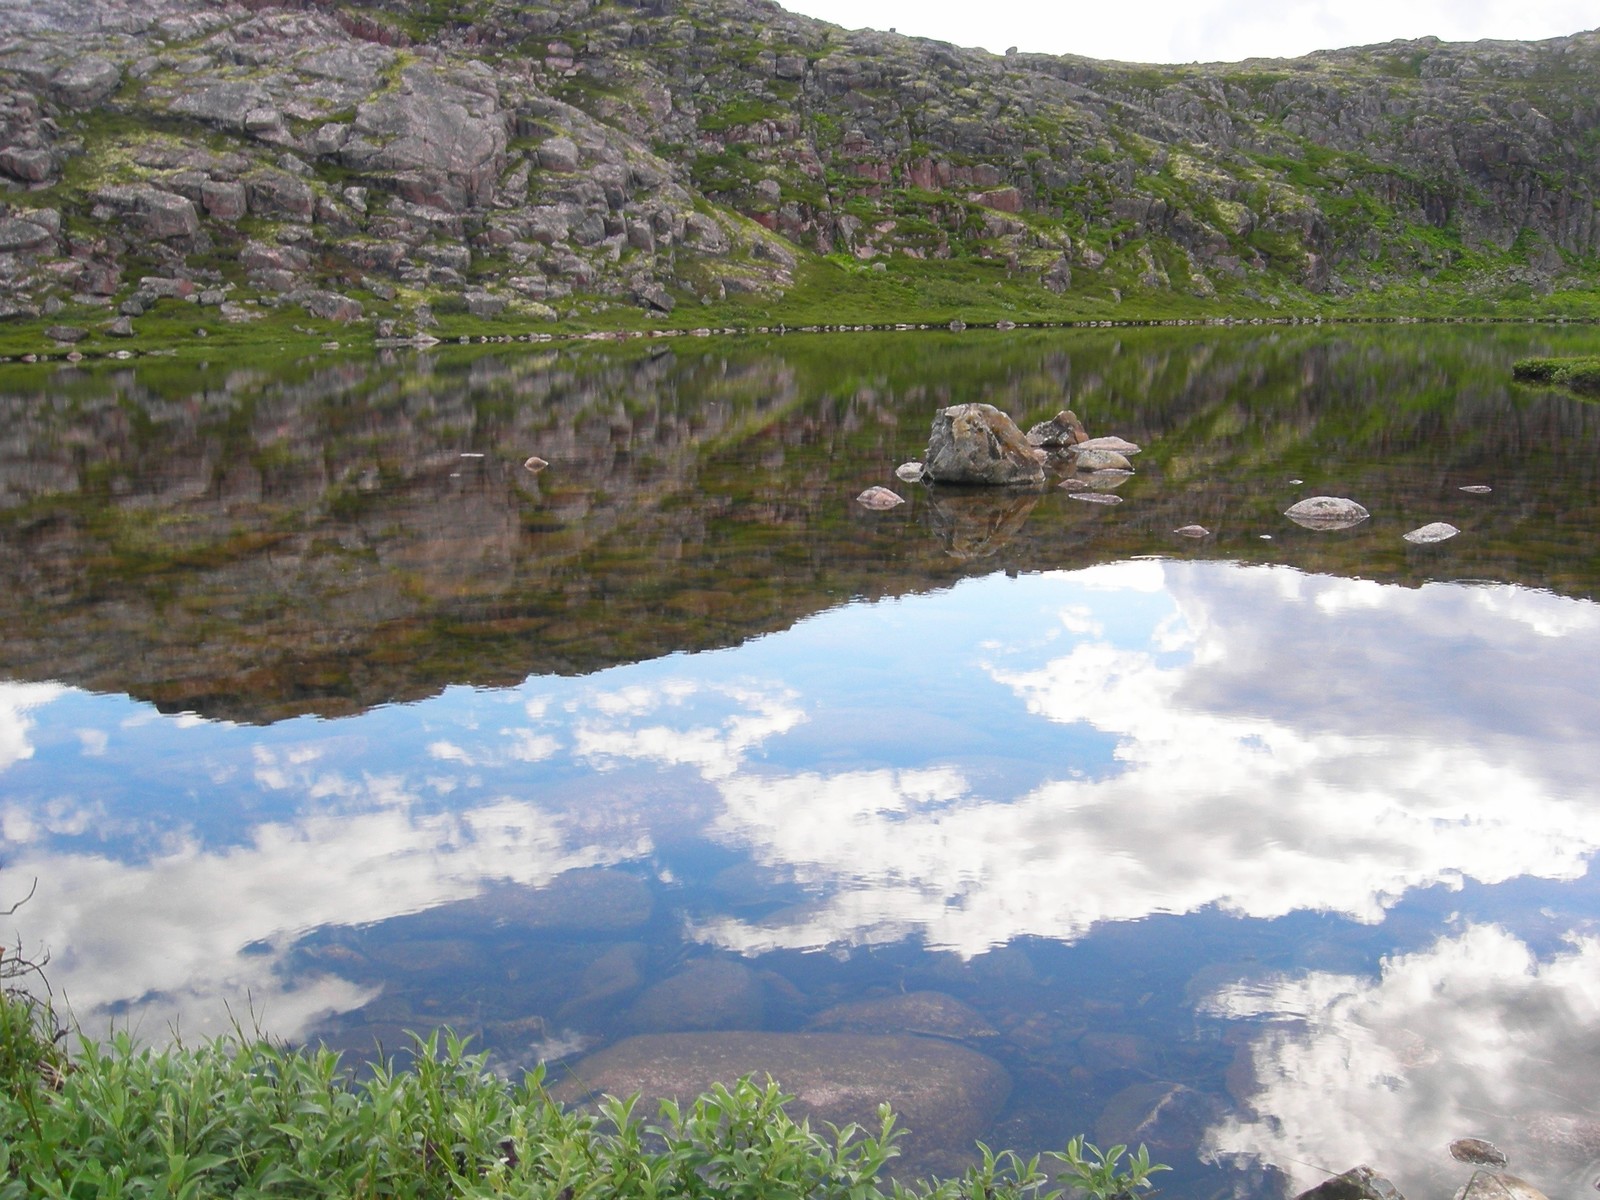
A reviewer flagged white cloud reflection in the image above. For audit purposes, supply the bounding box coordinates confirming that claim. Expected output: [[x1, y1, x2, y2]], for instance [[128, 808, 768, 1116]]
[[0, 680, 64, 772], [7, 561, 1600, 1049], [572, 681, 805, 780], [7, 778, 644, 1041], [1202, 925, 1600, 1200], [686, 564, 1600, 957]]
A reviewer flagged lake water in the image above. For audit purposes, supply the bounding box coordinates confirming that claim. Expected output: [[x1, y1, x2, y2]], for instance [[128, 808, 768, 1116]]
[[5, 324, 1600, 1200]]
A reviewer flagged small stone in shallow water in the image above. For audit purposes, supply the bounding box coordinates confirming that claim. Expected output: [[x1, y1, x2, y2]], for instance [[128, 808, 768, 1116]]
[[1068, 492, 1122, 505], [1076, 435, 1141, 456], [1284, 496, 1370, 530], [1073, 447, 1133, 472], [895, 460, 925, 482], [524, 455, 549, 472], [1460, 484, 1493, 494], [857, 486, 905, 509], [1451, 1138, 1509, 1167], [1404, 522, 1460, 545], [1174, 525, 1210, 538]]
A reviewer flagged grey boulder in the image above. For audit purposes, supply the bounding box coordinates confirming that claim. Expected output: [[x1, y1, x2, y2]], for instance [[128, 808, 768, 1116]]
[[925, 403, 1046, 486], [1285, 496, 1370, 530]]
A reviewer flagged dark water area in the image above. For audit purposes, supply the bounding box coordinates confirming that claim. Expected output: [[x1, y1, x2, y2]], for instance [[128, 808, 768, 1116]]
[[5, 325, 1600, 1199]]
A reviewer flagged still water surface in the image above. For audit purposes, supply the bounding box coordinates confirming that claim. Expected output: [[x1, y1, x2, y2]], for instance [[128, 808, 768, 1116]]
[[4, 326, 1600, 1199]]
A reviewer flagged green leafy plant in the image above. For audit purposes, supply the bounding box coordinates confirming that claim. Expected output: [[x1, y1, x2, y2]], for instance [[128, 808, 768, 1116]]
[[1049, 1137, 1172, 1200]]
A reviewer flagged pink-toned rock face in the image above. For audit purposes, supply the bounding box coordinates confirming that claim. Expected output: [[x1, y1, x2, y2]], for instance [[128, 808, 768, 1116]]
[[924, 403, 1046, 487]]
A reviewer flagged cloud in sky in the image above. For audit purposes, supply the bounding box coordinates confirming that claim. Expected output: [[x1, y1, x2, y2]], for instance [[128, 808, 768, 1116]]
[[778, 0, 1597, 63]]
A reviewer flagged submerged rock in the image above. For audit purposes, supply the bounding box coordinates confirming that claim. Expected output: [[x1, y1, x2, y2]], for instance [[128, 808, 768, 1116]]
[[925, 403, 1047, 487], [1284, 496, 1370, 530], [1404, 522, 1460, 545], [553, 1031, 1011, 1180], [443, 869, 652, 934], [856, 485, 905, 509], [624, 959, 765, 1033], [807, 991, 999, 1042], [1095, 1080, 1226, 1156]]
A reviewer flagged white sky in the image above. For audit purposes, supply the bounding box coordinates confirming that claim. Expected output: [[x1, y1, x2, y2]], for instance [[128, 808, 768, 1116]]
[[778, 0, 1598, 64]]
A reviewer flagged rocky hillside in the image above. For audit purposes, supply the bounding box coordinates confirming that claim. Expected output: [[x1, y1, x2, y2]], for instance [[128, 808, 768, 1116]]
[[0, 0, 1598, 337]]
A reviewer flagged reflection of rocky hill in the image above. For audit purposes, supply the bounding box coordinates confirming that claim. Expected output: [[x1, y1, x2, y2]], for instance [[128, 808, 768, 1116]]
[[4, 327, 1600, 722]]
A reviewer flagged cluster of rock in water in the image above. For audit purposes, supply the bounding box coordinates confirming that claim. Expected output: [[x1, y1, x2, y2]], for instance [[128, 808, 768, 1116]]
[[856, 402, 1144, 513], [1297, 1138, 1557, 1200], [857, 402, 1488, 547]]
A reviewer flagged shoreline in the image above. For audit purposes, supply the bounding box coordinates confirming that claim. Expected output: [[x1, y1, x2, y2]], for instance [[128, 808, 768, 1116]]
[[2, 310, 1598, 368]]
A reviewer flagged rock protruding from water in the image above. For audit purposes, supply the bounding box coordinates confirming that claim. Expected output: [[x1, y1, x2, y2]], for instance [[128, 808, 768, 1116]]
[[925, 403, 1047, 487], [1292, 1165, 1404, 1200], [1449, 1138, 1509, 1167], [1074, 436, 1142, 456], [1025, 409, 1088, 448], [1072, 447, 1134, 472], [856, 486, 905, 509], [553, 1031, 1011, 1180], [1403, 522, 1459, 545], [1284, 496, 1370, 530], [1457, 1175, 1550, 1200]]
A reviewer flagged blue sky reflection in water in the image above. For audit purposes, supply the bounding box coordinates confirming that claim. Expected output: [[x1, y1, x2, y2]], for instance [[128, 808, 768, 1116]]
[[6, 560, 1600, 1197]]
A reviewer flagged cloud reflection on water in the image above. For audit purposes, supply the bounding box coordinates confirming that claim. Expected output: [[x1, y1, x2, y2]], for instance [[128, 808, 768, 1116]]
[[3, 561, 1599, 1053], [1202, 924, 1600, 1200], [695, 563, 1600, 957]]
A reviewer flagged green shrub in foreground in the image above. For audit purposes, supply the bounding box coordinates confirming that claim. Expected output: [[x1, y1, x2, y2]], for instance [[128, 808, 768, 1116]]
[[0, 995, 1168, 1200]]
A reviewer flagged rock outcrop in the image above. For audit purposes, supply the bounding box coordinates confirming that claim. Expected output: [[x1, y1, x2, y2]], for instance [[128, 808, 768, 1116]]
[[0, 0, 1598, 330]]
